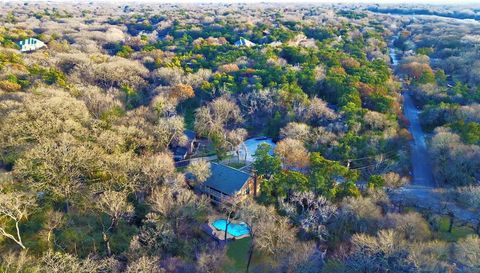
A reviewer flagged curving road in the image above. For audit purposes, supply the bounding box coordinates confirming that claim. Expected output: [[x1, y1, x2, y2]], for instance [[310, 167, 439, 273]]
[[389, 40, 436, 187]]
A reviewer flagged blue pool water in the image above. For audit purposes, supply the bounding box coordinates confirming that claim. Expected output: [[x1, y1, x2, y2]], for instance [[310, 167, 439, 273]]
[[212, 219, 250, 237], [238, 137, 276, 162]]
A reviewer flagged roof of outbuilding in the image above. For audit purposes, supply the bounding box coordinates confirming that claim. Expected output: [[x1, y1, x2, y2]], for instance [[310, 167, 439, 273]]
[[203, 163, 251, 195], [174, 146, 188, 156], [184, 130, 196, 141]]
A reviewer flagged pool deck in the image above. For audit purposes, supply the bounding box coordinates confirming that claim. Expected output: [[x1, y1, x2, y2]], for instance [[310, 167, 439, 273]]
[[201, 221, 250, 241]]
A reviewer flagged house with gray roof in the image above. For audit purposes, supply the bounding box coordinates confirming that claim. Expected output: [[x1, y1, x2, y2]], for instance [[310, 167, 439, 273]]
[[198, 163, 257, 204]]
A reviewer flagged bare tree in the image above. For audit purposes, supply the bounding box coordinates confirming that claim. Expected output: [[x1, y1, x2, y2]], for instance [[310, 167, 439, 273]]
[[298, 97, 337, 124], [280, 122, 311, 142], [139, 153, 176, 191], [196, 247, 228, 273], [154, 116, 186, 150], [148, 185, 209, 234], [95, 190, 134, 256], [125, 256, 162, 273], [275, 138, 310, 170], [43, 210, 65, 249], [195, 97, 244, 157], [346, 230, 413, 272], [13, 133, 99, 212], [455, 235, 480, 269], [0, 190, 37, 249], [279, 191, 337, 242], [236, 199, 275, 272], [39, 251, 103, 273], [186, 159, 211, 185], [125, 256, 160, 273]]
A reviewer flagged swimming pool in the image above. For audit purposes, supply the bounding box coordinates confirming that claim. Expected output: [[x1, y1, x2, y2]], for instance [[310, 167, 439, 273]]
[[238, 137, 276, 162], [212, 219, 250, 237]]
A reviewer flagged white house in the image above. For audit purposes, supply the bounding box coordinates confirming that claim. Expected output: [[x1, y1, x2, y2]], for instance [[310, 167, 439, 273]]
[[18, 38, 46, 52], [234, 37, 256, 47]]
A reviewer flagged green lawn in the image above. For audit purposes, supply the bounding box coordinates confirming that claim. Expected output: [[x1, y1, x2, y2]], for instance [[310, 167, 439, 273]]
[[433, 215, 476, 242], [225, 238, 251, 272], [227, 162, 246, 169], [223, 238, 270, 272], [176, 166, 187, 172]]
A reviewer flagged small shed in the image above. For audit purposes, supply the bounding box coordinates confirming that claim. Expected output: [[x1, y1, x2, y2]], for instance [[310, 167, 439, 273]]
[[173, 147, 189, 161], [184, 129, 197, 153], [172, 130, 198, 161]]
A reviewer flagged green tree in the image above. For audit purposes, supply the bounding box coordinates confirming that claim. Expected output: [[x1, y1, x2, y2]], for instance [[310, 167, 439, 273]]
[[116, 45, 134, 58], [418, 70, 435, 84], [43, 68, 67, 87], [435, 70, 447, 85], [309, 152, 359, 199], [367, 175, 385, 190], [262, 170, 308, 201], [416, 47, 433, 56], [253, 143, 281, 178], [452, 81, 469, 96]]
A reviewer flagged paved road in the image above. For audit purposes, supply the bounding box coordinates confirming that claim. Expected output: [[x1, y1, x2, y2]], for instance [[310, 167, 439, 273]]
[[403, 92, 436, 187], [388, 40, 478, 226], [389, 40, 436, 187]]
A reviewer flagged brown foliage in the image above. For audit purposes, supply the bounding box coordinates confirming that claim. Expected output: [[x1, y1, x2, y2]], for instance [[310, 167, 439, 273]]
[[0, 80, 21, 92], [170, 84, 194, 101], [275, 138, 310, 169], [217, 63, 240, 73], [400, 62, 433, 79], [341, 57, 361, 70]]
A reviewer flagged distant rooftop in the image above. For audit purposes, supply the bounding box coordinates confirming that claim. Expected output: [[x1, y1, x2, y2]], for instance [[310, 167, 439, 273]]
[[18, 38, 46, 52], [234, 37, 256, 47]]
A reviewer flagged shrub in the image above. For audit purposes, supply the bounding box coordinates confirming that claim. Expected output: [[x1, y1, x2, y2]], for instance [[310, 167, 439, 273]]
[[455, 235, 480, 269], [382, 172, 409, 188], [0, 80, 21, 92], [43, 68, 67, 87], [367, 175, 385, 190], [455, 186, 480, 210], [382, 212, 432, 242]]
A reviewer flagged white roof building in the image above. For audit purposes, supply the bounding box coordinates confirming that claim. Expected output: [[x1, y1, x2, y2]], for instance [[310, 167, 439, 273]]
[[18, 38, 46, 52], [234, 37, 256, 47], [268, 41, 282, 47]]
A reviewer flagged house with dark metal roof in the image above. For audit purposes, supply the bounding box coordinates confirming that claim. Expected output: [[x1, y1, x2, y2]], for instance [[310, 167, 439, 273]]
[[199, 163, 258, 204]]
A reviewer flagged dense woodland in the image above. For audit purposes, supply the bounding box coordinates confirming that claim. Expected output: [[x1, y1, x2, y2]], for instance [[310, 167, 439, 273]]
[[0, 2, 479, 273]]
